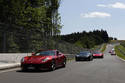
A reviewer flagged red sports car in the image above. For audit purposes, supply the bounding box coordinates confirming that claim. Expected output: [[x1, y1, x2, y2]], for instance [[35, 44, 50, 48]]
[[93, 51, 104, 58], [21, 50, 66, 71], [111, 50, 116, 55], [109, 48, 114, 53], [109, 50, 112, 53]]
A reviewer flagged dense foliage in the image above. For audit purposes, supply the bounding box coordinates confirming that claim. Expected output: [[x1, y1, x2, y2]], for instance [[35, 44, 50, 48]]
[[0, 0, 62, 52], [60, 30, 109, 49], [120, 42, 125, 48]]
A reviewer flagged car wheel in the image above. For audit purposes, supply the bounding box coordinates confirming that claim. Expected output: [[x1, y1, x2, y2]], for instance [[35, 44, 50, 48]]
[[101, 56, 104, 58], [75, 58, 79, 61], [89, 56, 93, 61], [50, 61, 56, 71], [62, 58, 66, 67]]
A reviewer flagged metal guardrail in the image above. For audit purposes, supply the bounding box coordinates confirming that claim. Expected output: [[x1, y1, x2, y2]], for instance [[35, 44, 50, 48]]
[[0, 53, 31, 63], [64, 54, 76, 60]]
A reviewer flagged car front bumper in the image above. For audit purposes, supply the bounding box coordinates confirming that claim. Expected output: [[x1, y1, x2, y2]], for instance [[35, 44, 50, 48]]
[[21, 62, 52, 70], [93, 55, 103, 58], [75, 57, 90, 61]]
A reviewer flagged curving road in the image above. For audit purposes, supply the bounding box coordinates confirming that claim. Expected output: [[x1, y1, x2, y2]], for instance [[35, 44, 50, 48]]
[[0, 44, 125, 83]]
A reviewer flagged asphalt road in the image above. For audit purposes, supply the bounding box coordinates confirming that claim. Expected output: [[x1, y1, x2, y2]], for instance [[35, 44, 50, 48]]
[[0, 44, 125, 83]]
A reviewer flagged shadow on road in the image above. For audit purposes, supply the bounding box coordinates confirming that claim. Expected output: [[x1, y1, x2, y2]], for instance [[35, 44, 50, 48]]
[[93, 57, 104, 59], [16, 67, 65, 73], [16, 70, 51, 73]]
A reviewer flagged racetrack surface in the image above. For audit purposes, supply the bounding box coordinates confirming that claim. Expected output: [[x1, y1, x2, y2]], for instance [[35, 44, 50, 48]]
[[0, 44, 125, 83]]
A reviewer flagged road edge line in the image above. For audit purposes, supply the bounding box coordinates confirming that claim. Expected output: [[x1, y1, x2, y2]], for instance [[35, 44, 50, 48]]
[[116, 54, 125, 62]]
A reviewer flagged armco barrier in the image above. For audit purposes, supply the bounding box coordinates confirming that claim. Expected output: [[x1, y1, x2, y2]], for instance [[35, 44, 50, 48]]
[[0, 53, 31, 63], [0, 53, 75, 63], [64, 54, 75, 60]]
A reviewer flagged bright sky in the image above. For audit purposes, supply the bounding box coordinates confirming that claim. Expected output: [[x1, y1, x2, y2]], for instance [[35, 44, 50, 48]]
[[59, 0, 125, 40]]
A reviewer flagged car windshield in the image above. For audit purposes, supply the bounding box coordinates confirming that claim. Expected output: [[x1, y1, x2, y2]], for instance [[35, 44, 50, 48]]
[[35, 50, 55, 56], [94, 52, 101, 54], [79, 52, 90, 56]]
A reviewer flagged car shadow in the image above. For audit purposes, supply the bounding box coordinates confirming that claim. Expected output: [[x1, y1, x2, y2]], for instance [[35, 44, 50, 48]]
[[93, 57, 104, 59], [16, 67, 65, 73], [75, 60, 92, 62], [16, 70, 51, 73]]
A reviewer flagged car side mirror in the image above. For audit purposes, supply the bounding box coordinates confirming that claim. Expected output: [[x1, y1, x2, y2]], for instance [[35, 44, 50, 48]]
[[58, 53, 61, 56], [32, 52, 35, 56], [56, 51, 60, 56]]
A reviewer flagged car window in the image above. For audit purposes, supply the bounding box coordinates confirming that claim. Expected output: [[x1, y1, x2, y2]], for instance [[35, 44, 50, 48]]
[[79, 52, 90, 56], [35, 50, 55, 56], [94, 52, 101, 54]]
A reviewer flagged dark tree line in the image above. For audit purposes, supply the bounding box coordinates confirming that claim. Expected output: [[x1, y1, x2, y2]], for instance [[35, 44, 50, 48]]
[[60, 29, 109, 49], [0, 0, 62, 53], [120, 41, 125, 47]]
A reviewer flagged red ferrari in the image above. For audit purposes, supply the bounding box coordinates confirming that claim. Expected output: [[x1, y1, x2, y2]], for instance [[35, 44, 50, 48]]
[[93, 51, 104, 58], [111, 50, 116, 55], [21, 50, 66, 71]]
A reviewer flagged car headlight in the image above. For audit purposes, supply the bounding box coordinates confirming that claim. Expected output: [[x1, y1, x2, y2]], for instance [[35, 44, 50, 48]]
[[42, 57, 51, 62], [21, 58, 24, 62], [76, 55, 80, 57], [86, 55, 90, 57]]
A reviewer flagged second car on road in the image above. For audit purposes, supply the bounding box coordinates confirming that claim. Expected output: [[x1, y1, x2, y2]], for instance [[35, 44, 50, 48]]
[[75, 51, 93, 61], [92, 51, 104, 58]]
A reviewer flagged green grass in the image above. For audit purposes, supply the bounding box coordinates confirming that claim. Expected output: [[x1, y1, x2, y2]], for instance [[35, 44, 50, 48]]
[[100, 44, 107, 52], [118, 45, 125, 51], [115, 45, 125, 60]]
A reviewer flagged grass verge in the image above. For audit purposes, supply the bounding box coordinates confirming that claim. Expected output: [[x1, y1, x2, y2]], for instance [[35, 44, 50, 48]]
[[115, 45, 125, 60], [100, 44, 107, 52]]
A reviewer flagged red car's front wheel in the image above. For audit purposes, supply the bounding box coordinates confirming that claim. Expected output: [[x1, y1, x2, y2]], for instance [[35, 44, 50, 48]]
[[62, 58, 66, 67], [50, 61, 56, 71]]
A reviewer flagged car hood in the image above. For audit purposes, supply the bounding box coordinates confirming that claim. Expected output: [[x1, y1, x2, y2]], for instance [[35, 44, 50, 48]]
[[24, 56, 52, 64], [93, 54, 102, 56], [76, 54, 90, 57]]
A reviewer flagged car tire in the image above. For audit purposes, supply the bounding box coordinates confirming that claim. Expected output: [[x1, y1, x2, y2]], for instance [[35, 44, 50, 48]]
[[101, 56, 104, 58], [50, 61, 56, 71], [75, 59, 79, 61], [89, 56, 93, 61], [62, 58, 66, 68], [75, 58, 79, 61]]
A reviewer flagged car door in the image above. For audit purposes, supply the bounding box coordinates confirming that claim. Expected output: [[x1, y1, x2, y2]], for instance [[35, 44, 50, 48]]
[[56, 51, 63, 66]]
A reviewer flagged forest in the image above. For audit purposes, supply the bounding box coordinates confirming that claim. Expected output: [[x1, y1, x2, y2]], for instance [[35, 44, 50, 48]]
[[60, 30, 109, 49]]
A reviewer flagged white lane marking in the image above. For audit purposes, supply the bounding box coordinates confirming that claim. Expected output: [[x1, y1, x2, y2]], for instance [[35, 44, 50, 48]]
[[116, 54, 125, 62], [0, 68, 20, 74]]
